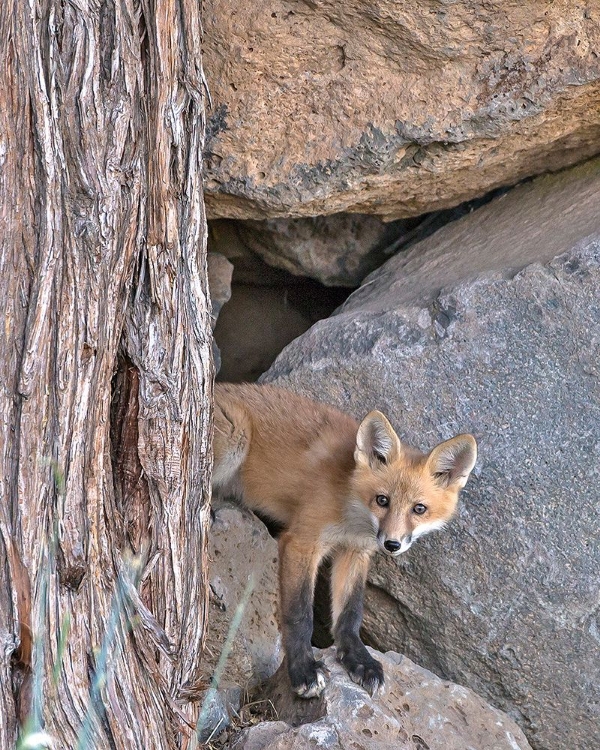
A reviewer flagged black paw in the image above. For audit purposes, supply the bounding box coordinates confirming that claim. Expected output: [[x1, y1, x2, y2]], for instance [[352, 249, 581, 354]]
[[337, 643, 384, 695], [288, 658, 327, 698]]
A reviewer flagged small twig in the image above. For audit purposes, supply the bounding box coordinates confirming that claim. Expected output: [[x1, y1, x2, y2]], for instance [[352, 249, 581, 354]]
[[204, 715, 226, 745]]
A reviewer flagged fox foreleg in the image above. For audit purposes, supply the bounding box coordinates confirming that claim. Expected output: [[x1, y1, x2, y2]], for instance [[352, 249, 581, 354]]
[[278, 531, 326, 698], [331, 547, 384, 694]]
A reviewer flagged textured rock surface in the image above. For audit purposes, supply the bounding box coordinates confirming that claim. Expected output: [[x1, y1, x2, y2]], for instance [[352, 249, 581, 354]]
[[207, 252, 234, 373], [207, 252, 233, 325], [209, 220, 289, 287], [203, 0, 600, 220], [196, 686, 242, 743], [201, 501, 282, 688], [232, 648, 532, 750], [264, 161, 600, 749], [340, 158, 600, 313], [235, 214, 407, 287], [209, 194, 505, 287]]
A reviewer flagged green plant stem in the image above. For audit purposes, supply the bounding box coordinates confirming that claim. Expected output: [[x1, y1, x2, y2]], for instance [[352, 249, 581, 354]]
[[191, 574, 256, 748]]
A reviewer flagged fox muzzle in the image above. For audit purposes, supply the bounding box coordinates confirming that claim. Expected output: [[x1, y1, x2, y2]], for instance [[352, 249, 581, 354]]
[[379, 533, 412, 556]]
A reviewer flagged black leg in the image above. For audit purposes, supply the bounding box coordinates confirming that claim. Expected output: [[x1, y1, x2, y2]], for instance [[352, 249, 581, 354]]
[[278, 532, 326, 698], [331, 548, 383, 694]]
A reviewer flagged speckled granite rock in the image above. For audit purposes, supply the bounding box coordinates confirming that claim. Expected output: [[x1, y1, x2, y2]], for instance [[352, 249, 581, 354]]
[[233, 214, 406, 287], [263, 161, 600, 749], [203, 0, 600, 220], [232, 648, 532, 750], [207, 253, 233, 325], [201, 501, 282, 689], [207, 252, 233, 373]]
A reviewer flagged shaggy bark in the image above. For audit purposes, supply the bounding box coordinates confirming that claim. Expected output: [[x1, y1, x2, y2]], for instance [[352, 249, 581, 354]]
[[0, 0, 212, 747]]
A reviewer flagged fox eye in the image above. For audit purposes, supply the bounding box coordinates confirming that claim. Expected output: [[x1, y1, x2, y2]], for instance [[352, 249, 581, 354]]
[[413, 503, 427, 515], [375, 494, 389, 508]]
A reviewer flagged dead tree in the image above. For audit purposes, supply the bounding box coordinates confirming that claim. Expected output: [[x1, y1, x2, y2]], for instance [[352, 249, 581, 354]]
[[0, 0, 213, 746]]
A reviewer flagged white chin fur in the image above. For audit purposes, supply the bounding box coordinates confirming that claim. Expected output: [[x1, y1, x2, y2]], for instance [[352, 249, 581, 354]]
[[399, 538, 413, 554], [378, 540, 408, 556], [411, 519, 447, 540], [379, 520, 448, 556]]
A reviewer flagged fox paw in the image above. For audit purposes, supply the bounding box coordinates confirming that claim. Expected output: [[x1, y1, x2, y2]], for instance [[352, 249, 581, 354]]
[[289, 659, 327, 699], [337, 647, 384, 695]]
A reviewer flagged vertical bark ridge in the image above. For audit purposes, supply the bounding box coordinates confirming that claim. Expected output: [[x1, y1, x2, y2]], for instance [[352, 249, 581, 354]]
[[0, 0, 211, 746]]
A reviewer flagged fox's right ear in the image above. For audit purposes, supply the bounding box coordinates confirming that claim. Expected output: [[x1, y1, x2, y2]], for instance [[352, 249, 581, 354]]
[[355, 411, 401, 467]]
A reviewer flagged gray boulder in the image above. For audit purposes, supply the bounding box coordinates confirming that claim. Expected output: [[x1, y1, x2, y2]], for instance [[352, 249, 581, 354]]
[[233, 214, 407, 287], [232, 648, 532, 750], [264, 159, 600, 750], [207, 252, 233, 326], [200, 501, 282, 689]]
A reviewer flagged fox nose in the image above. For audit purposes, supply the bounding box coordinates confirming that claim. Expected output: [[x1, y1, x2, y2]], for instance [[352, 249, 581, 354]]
[[384, 539, 401, 553]]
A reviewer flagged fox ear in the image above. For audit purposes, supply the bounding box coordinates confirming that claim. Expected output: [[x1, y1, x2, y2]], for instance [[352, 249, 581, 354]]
[[427, 434, 477, 489], [355, 411, 401, 467]]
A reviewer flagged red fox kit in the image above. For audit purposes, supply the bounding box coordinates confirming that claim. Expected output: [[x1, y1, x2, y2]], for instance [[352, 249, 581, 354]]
[[213, 383, 477, 698]]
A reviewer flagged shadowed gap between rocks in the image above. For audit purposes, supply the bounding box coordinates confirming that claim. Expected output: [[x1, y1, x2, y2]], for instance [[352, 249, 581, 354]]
[[209, 185, 510, 384]]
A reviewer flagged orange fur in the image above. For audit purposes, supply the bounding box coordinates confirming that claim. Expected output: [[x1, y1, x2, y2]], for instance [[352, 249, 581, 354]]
[[213, 383, 477, 697]]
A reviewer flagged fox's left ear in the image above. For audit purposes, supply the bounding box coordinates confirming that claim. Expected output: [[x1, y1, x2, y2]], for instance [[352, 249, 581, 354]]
[[427, 434, 477, 489]]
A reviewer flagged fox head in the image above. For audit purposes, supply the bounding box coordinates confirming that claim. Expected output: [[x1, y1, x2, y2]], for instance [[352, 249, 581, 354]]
[[351, 411, 477, 556]]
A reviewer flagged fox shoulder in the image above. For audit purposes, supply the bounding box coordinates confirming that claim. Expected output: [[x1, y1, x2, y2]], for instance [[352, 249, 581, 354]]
[[213, 384, 253, 488]]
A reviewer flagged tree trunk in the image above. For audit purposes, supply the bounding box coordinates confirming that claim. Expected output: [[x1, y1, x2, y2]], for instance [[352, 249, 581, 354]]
[[0, 0, 213, 747]]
